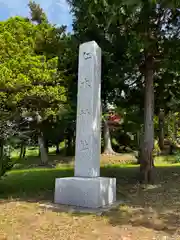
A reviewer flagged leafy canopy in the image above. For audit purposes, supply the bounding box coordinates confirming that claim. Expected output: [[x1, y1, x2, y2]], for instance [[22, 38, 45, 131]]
[[0, 16, 67, 119]]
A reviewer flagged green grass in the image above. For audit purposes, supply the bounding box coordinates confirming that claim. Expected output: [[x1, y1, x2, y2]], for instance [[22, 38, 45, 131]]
[[0, 167, 73, 200], [0, 164, 134, 199], [1, 147, 180, 201], [1, 162, 180, 201], [11, 146, 57, 159], [1, 151, 180, 239], [155, 155, 178, 165]]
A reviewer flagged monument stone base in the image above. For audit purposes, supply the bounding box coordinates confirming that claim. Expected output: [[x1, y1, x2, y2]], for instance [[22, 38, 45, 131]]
[[54, 177, 116, 208]]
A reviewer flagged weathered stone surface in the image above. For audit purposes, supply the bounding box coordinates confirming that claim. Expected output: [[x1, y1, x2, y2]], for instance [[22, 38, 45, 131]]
[[54, 41, 117, 208], [40, 200, 124, 215], [74, 41, 101, 178], [54, 177, 116, 208]]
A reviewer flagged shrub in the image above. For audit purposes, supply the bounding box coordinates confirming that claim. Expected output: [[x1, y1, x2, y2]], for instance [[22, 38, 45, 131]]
[[174, 150, 180, 163], [0, 145, 14, 178]]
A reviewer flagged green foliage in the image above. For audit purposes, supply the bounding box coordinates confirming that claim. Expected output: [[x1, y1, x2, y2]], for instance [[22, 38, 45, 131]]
[[153, 140, 161, 156], [69, 0, 180, 164], [28, 0, 48, 24], [174, 150, 180, 163], [0, 17, 67, 120], [0, 146, 14, 178], [0, 8, 72, 165]]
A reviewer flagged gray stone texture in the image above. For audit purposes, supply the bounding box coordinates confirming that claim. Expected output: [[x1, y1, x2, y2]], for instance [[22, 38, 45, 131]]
[[54, 41, 116, 208], [54, 177, 116, 208], [74, 41, 101, 178]]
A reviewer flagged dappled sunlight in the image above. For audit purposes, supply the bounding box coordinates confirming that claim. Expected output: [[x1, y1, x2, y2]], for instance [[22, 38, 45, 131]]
[[105, 203, 180, 236], [1, 157, 180, 239], [101, 153, 137, 165], [0, 167, 74, 201], [155, 155, 177, 165], [11, 152, 137, 171], [104, 170, 180, 237]]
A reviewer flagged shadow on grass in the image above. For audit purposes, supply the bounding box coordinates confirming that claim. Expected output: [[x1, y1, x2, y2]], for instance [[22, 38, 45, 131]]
[[104, 165, 180, 236], [1, 165, 180, 236], [0, 165, 136, 200], [0, 167, 74, 201]]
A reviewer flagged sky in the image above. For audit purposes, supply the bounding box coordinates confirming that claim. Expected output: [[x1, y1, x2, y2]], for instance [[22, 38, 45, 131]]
[[0, 0, 73, 32]]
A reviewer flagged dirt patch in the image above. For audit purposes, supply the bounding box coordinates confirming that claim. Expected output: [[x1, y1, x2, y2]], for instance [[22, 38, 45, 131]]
[[0, 201, 175, 240], [1, 159, 180, 239], [101, 153, 137, 165]]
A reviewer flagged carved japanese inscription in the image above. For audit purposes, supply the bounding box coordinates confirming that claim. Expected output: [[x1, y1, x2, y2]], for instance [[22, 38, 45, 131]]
[[79, 109, 90, 116], [80, 140, 89, 151], [80, 78, 91, 88], [75, 41, 101, 178], [83, 52, 92, 60]]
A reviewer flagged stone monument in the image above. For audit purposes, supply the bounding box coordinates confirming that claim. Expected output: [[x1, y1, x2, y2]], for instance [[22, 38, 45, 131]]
[[54, 41, 116, 208]]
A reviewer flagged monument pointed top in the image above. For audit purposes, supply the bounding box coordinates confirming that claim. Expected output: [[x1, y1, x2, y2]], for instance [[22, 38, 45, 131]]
[[80, 40, 100, 48]]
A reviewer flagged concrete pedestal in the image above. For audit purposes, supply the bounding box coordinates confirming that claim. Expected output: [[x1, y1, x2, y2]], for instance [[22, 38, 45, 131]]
[[54, 177, 116, 208]]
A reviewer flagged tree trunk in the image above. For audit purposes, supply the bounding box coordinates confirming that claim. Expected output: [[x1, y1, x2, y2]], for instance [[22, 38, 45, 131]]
[[0, 142, 4, 177], [140, 56, 154, 184], [38, 148, 41, 157], [103, 119, 116, 155], [66, 133, 73, 156], [137, 131, 140, 164], [137, 126, 144, 164], [19, 143, 26, 159], [173, 113, 178, 142], [137, 131, 140, 148], [35, 112, 48, 164], [158, 109, 165, 151], [56, 143, 60, 154], [38, 134, 48, 165], [22, 145, 26, 158], [44, 139, 49, 154]]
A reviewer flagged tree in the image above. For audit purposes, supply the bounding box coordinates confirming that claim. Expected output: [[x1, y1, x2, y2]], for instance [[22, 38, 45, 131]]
[[28, 0, 48, 24], [68, 0, 180, 182], [28, 1, 77, 157], [0, 16, 67, 164], [0, 111, 17, 177]]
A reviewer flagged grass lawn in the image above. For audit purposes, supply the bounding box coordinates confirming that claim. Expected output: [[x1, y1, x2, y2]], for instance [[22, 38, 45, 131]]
[[0, 150, 180, 239]]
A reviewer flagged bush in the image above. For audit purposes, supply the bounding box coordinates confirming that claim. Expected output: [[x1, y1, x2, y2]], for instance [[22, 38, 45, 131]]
[[174, 150, 180, 163], [0, 156, 14, 177], [0, 146, 14, 178]]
